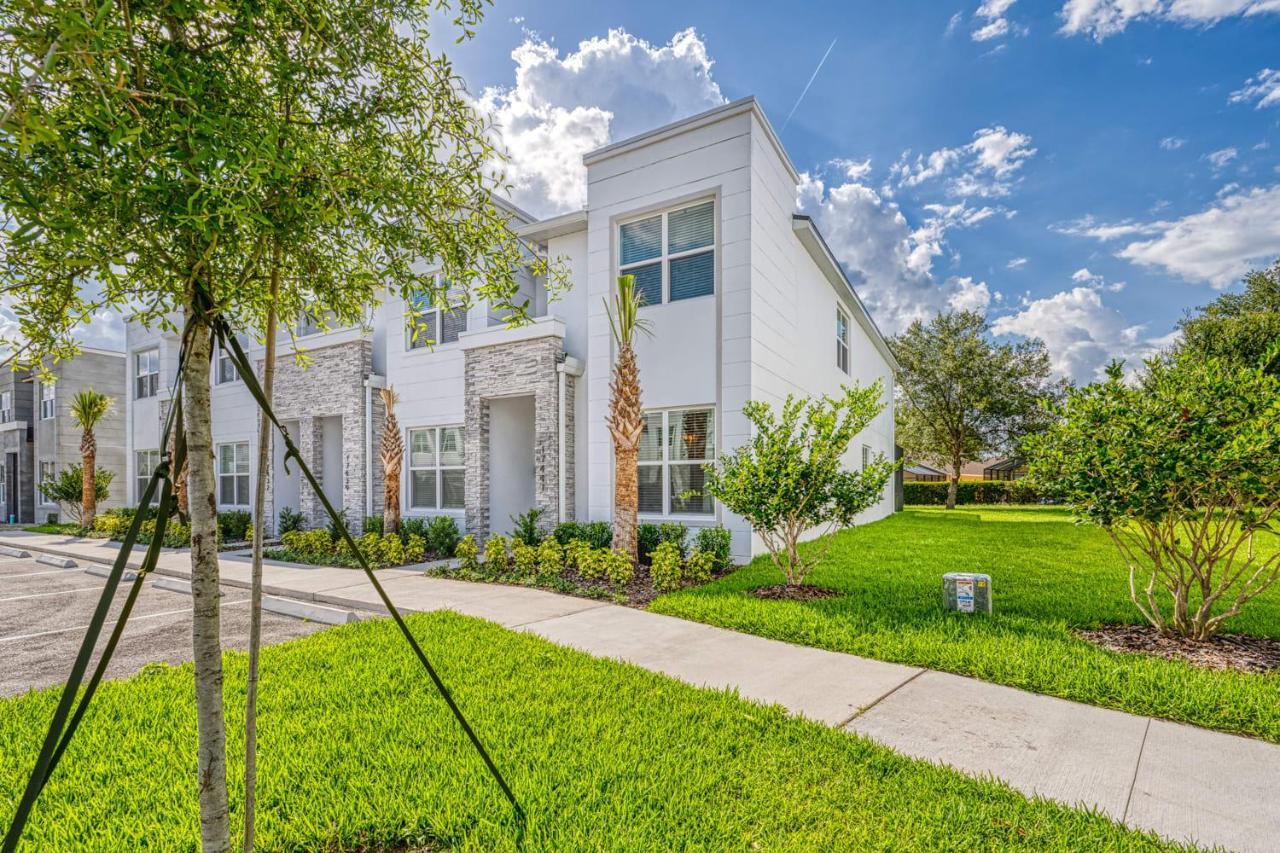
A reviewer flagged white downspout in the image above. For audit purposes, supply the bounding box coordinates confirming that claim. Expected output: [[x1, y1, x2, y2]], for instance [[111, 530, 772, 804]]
[[556, 356, 583, 523], [364, 374, 385, 520]]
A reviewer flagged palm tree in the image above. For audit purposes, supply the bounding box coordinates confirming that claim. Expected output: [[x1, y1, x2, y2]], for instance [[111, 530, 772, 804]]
[[605, 275, 652, 564], [70, 388, 113, 528], [379, 386, 403, 535]]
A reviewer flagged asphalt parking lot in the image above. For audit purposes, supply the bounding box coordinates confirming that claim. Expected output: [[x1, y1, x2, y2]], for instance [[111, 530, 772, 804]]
[[0, 554, 328, 697]]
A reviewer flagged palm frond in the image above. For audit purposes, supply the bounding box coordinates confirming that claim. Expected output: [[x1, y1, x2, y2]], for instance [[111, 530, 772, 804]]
[[70, 388, 112, 430]]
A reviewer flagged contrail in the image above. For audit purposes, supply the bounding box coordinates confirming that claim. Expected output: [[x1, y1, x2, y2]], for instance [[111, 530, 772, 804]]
[[782, 38, 837, 131]]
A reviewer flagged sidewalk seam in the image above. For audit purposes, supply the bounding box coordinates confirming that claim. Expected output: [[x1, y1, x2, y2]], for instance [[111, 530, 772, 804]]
[[836, 666, 928, 728], [507, 601, 615, 630], [1122, 717, 1152, 823]]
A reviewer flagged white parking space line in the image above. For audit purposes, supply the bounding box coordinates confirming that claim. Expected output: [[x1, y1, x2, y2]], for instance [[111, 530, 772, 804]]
[[0, 587, 103, 603], [0, 598, 251, 644], [0, 568, 84, 579]]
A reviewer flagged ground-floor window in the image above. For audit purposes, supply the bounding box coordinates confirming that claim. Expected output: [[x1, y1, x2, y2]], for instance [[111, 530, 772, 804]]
[[38, 460, 55, 502], [217, 442, 250, 507], [136, 449, 162, 502], [407, 425, 465, 510], [0, 461, 7, 506], [638, 406, 716, 516]]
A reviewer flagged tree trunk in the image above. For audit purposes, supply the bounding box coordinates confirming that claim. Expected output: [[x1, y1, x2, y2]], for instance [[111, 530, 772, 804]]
[[946, 454, 961, 510], [384, 468, 400, 534], [244, 247, 280, 852], [80, 438, 96, 529], [183, 305, 231, 853], [613, 445, 638, 563]]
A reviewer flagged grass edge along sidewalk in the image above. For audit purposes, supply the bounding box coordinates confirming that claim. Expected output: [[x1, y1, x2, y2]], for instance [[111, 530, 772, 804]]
[[0, 612, 1181, 851], [652, 505, 1280, 743]]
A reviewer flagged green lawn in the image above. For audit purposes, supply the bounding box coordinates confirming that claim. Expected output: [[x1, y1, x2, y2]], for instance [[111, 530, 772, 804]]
[[652, 506, 1280, 743], [1, 612, 1176, 850]]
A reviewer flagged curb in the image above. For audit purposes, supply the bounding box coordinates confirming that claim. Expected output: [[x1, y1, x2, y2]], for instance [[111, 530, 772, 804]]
[[0, 545, 32, 558], [262, 595, 360, 625], [35, 554, 76, 569]]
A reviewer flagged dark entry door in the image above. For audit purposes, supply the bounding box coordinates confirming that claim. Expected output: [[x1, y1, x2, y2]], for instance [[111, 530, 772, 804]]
[[6, 452, 18, 524]]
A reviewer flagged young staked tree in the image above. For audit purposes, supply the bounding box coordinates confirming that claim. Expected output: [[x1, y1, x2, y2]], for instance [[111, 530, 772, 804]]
[[704, 384, 896, 587], [892, 311, 1062, 509], [605, 275, 652, 564], [69, 389, 113, 529], [1026, 353, 1280, 641], [1, 2, 542, 848], [379, 387, 404, 536]]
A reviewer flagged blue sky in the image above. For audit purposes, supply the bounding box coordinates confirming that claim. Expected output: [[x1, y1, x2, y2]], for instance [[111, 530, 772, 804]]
[[451, 0, 1280, 381]]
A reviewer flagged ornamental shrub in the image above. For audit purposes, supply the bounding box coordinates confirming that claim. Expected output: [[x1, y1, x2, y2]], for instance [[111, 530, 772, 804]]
[[423, 515, 461, 557], [483, 534, 510, 571], [455, 535, 479, 570], [577, 546, 607, 581], [694, 527, 732, 572], [649, 540, 684, 593], [637, 523, 661, 564], [512, 541, 538, 577], [363, 515, 384, 535], [405, 534, 426, 563], [217, 510, 252, 542], [92, 511, 130, 539], [553, 520, 613, 549], [563, 539, 590, 572], [902, 481, 1043, 506], [537, 538, 563, 579], [603, 549, 634, 588], [278, 506, 305, 535], [379, 533, 405, 566], [400, 516, 427, 539], [510, 508, 546, 546], [685, 549, 714, 585]]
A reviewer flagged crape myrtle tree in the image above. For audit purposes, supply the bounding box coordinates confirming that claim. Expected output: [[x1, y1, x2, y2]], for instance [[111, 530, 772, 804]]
[[1026, 353, 1280, 641], [704, 384, 895, 587], [0, 0, 543, 848], [892, 311, 1063, 509]]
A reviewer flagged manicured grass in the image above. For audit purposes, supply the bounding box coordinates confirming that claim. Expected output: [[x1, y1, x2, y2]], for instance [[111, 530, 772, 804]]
[[0, 612, 1176, 850], [22, 523, 82, 535], [652, 506, 1280, 742]]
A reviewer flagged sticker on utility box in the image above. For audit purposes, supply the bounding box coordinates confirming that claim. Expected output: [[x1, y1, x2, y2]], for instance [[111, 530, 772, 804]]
[[955, 578, 975, 613]]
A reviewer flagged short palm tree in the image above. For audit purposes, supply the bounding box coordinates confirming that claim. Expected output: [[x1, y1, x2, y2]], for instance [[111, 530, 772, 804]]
[[70, 388, 113, 528], [605, 275, 652, 564], [379, 386, 403, 535]]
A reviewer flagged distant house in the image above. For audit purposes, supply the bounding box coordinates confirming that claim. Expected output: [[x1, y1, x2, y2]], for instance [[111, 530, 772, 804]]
[[904, 462, 946, 482], [982, 457, 1026, 481]]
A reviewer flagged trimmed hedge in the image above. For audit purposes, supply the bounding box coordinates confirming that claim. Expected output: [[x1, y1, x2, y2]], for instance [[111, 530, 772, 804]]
[[903, 480, 1045, 505]]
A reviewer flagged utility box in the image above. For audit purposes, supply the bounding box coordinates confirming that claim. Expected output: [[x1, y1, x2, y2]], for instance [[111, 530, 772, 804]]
[[942, 573, 992, 614]]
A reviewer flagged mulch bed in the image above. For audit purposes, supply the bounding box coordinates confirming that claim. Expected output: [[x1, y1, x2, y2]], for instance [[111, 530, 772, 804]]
[[1075, 624, 1280, 674], [749, 584, 841, 602]]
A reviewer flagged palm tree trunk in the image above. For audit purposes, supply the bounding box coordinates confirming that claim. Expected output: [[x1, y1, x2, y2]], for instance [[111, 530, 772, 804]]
[[80, 441, 96, 529], [183, 303, 231, 853], [613, 445, 638, 562], [244, 241, 280, 852]]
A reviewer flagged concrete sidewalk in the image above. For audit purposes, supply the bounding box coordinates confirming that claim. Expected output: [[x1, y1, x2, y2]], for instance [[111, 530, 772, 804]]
[[5, 531, 1278, 852]]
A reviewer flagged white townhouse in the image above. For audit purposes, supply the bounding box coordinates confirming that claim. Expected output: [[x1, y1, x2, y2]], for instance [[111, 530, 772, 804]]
[[124, 97, 897, 561]]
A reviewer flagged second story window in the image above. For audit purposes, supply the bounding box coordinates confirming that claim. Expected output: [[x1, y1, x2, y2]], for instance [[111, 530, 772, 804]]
[[406, 277, 467, 349], [619, 199, 715, 306], [0, 391, 12, 423], [215, 338, 242, 385], [298, 308, 337, 337], [135, 349, 160, 399], [836, 307, 850, 375], [39, 382, 55, 419]]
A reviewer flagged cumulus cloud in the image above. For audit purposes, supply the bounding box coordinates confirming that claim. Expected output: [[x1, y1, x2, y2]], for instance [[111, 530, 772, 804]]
[[972, 0, 1029, 41], [1059, 0, 1280, 40], [891, 126, 1036, 198], [1055, 184, 1280, 288], [1230, 68, 1280, 109], [476, 28, 726, 217], [1159, 136, 1186, 150], [947, 276, 993, 312]]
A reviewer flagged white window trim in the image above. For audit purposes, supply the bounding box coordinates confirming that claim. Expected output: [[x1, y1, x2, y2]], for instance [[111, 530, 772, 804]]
[[37, 460, 56, 504], [0, 390, 12, 424], [135, 348, 160, 399], [404, 424, 466, 512], [861, 444, 871, 471], [836, 305, 851, 375], [638, 405, 717, 519], [214, 342, 241, 385], [216, 441, 251, 508], [617, 198, 717, 306], [39, 382, 55, 420], [405, 274, 468, 351], [135, 448, 162, 504]]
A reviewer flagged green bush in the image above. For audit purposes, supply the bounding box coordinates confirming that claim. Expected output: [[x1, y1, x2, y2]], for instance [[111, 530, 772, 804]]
[[637, 522, 687, 564], [363, 515, 384, 535], [92, 511, 130, 539], [577, 546, 607, 581], [694, 526, 732, 572], [326, 509, 349, 542], [650, 540, 684, 593], [603, 549, 634, 588], [455, 535, 479, 570], [217, 510, 252, 542], [137, 518, 190, 548], [400, 516, 426, 539], [483, 534, 509, 571], [37, 463, 113, 524], [554, 520, 613, 549], [512, 541, 538, 577], [563, 538, 589, 572], [552, 521, 581, 545], [278, 506, 305, 535], [405, 534, 426, 563], [379, 533, 405, 567], [423, 515, 460, 557], [685, 549, 714, 585], [537, 538, 563, 579], [510, 508, 546, 546], [903, 481, 1043, 506]]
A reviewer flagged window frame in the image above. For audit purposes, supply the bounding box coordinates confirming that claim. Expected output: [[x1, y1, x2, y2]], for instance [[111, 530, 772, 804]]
[[135, 348, 160, 399], [617, 198, 717, 307], [0, 460, 7, 506], [38, 460, 55, 503], [214, 341, 241, 385], [216, 441, 251, 508], [0, 390, 12, 423], [39, 382, 55, 419], [861, 444, 871, 471], [405, 425, 466, 512], [405, 274, 468, 350], [637, 405, 717, 519], [836, 305, 851, 375], [136, 448, 162, 503]]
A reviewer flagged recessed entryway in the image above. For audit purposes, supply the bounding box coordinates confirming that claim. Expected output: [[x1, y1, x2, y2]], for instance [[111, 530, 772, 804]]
[[487, 395, 536, 536]]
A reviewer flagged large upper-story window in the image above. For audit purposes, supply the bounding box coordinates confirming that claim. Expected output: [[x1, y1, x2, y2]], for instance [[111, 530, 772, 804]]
[[0, 391, 12, 423], [638, 407, 715, 516], [39, 382, 55, 419], [135, 349, 160, 399], [836, 307, 850, 375], [217, 442, 250, 507], [407, 426, 465, 510], [619, 199, 715, 306], [215, 338, 242, 385], [298, 308, 337, 337], [406, 276, 467, 349]]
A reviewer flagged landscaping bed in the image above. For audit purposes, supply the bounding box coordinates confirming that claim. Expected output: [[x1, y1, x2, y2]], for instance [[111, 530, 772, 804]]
[[1076, 625, 1280, 674], [0, 612, 1178, 850], [651, 506, 1280, 743]]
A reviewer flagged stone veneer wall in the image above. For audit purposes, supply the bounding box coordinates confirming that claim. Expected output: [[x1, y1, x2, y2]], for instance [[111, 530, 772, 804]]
[[463, 334, 574, 539], [265, 339, 373, 535]]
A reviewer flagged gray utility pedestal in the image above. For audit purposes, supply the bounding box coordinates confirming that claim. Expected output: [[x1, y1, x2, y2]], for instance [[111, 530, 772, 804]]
[[942, 572, 992, 613]]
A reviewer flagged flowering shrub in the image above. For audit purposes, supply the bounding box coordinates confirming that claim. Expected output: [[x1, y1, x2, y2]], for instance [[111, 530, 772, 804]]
[[649, 541, 683, 593], [455, 535, 479, 569], [483, 534, 509, 571]]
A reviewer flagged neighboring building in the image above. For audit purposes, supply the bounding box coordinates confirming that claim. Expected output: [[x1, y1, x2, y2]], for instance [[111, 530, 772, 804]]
[[0, 369, 36, 524], [983, 457, 1025, 481], [123, 97, 897, 561], [31, 349, 128, 523], [904, 462, 946, 482]]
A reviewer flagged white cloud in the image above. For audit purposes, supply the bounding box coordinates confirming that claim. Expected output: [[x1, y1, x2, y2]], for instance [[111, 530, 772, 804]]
[[993, 286, 1170, 381], [948, 276, 993, 312], [832, 157, 873, 181], [1230, 68, 1280, 109], [946, 11, 965, 35], [972, 0, 1029, 40], [891, 126, 1036, 199], [1071, 267, 1102, 283], [1006, 256, 1029, 269], [1159, 136, 1186, 150], [1059, 0, 1280, 40], [476, 28, 726, 217], [1205, 147, 1239, 170], [1057, 184, 1280, 287]]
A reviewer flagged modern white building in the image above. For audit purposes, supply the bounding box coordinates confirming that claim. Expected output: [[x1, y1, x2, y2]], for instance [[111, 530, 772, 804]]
[[123, 97, 896, 560]]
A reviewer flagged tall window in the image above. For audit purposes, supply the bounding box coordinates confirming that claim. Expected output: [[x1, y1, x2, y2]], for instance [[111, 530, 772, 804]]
[[135, 349, 160, 399], [0, 461, 7, 506], [836, 307, 850, 375], [215, 340, 241, 384], [136, 449, 162, 502], [38, 461, 55, 500], [217, 442, 250, 506], [0, 390, 12, 423], [407, 426, 464, 510], [861, 444, 871, 470], [638, 407, 715, 516], [39, 382, 55, 419], [619, 199, 715, 306], [406, 276, 467, 348]]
